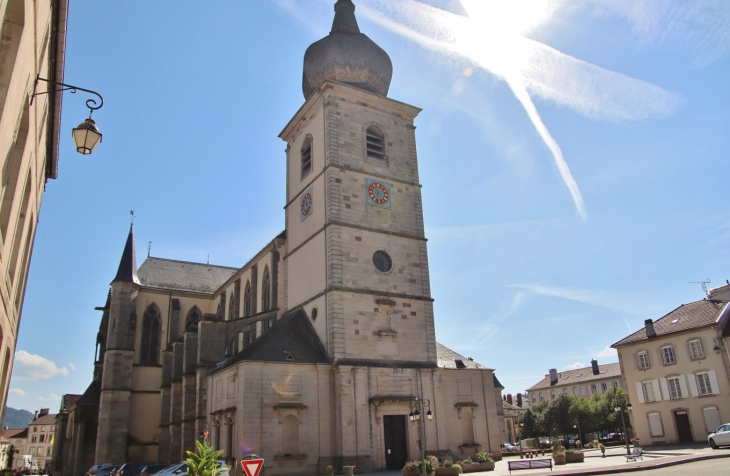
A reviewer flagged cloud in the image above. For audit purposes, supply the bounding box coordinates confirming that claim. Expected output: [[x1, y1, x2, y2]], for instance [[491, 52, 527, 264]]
[[68, 362, 76, 371], [13, 351, 69, 381], [563, 362, 586, 371], [458, 291, 529, 350], [508, 283, 648, 314], [9, 388, 26, 397], [38, 393, 61, 402], [597, 346, 618, 358]]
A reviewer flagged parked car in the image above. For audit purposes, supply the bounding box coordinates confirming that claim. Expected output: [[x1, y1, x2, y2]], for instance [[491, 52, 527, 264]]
[[140, 465, 171, 476], [87, 466, 119, 476], [568, 437, 580, 447], [117, 463, 155, 476], [173, 460, 229, 476], [709, 423, 730, 449], [501, 443, 517, 452], [151, 463, 186, 476]]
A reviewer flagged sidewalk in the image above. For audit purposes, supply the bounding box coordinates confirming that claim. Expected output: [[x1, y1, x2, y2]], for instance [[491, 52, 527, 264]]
[[358, 444, 730, 476]]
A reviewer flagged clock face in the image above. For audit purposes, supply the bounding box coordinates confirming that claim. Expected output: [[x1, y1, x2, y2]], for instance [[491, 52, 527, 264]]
[[367, 181, 390, 206], [300, 188, 313, 221]]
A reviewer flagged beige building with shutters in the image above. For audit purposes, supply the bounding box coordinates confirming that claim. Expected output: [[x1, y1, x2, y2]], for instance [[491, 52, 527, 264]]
[[612, 283, 730, 445], [0, 0, 68, 423]]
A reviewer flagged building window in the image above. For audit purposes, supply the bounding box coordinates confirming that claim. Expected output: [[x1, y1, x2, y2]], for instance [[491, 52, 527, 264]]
[[41, 427, 45, 431], [667, 377, 683, 399], [550, 390, 556, 399], [638, 351, 650, 370], [244, 281, 252, 317], [642, 382, 656, 403], [573, 387, 578, 395], [186, 306, 202, 331], [591, 384, 597, 394], [697, 372, 713, 396], [648, 412, 664, 436], [228, 294, 236, 320], [39, 435, 44, 442], [51, 426, 54, 432], [140, 304, 161, 365], [29, 447, 35, 455], [261, 266, 271, 312], [365, 125, 385, 160], [301, 136, 312, 179], [662, 346, 676, 365], [581, 386, 586, 396], [703, 407, 721, 433], [689, 340, 704, 360], [281, 414, 300, 455], [601, 382, 608, 393], [33, 427, 37, 432], [612, 381, 619, 389], [31, 436, 36, 443]]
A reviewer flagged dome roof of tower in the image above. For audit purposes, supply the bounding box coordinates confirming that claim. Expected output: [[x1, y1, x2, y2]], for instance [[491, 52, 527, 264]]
[[302, 0, 393, 99]]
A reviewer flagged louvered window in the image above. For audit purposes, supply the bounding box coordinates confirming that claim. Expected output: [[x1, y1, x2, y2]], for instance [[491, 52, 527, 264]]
[[648, 412, 664, 436], [697, 372, 713, 395], [301, 137, 312, 179], [366, 126, 385, 160]]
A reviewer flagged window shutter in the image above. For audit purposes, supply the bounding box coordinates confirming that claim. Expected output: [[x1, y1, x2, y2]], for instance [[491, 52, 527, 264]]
[[655, 379, 665, 401], [687, 373, 698, 397], [708, 370, 720, 395], [678, 375, 689, 398], [703, 407, 721, 433], [648, 413, 663, 436], [635, 382, 645, 404]]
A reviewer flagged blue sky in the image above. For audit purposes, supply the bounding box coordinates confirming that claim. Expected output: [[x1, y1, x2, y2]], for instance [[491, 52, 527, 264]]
[[6, 0, 730, 412]]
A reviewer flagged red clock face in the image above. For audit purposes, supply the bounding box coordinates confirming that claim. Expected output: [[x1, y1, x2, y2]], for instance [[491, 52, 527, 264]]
[[301, 192, 313, 217], [367, 182, 389, 205]]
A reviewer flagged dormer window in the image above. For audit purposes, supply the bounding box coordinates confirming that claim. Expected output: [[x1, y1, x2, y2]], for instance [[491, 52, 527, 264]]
[[366, 125, 385, 160], [301, 136, 312, 179]]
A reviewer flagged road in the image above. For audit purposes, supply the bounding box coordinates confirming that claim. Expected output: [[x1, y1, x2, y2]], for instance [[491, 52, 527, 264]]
[[607, 458, 726, 475]]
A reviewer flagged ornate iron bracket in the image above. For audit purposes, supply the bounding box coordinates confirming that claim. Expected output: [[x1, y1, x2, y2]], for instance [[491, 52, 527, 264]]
[[30, 74, 104, 113]]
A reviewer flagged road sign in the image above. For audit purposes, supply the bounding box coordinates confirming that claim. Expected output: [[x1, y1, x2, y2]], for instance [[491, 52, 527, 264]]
[[241, 459, 264, 476]]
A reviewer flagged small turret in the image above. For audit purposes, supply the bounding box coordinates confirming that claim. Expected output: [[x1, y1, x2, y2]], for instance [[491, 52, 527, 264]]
[[112, 224, 140, 285]]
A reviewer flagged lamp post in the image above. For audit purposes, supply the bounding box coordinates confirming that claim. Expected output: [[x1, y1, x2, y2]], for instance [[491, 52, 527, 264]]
[[30, 74, 104, 154], [518, 416, 524, 459], [573, 419, 582, 449], [409, 396, 433, 476], [198, 420, 210, 441], [614, 398, 633, 456]]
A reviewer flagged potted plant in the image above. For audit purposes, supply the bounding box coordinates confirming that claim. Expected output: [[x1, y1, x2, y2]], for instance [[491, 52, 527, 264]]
[[325, 465, 335, 476], [423, 456, 439, 476], [552, 445, 566, 465], [565, 449, 584, 463], [458, 459, 479, 473], [402, 462, 421, 476], [475, 452, 494, 472], [435, 459, 461, 476], [343, 464, 356, 476]]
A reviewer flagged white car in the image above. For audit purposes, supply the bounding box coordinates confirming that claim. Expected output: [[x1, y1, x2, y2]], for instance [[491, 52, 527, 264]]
[[709, 423, 730, 449]]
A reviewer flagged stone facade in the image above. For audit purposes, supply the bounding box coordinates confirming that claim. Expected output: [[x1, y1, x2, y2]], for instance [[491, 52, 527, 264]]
[[0, 0, 68, 423]]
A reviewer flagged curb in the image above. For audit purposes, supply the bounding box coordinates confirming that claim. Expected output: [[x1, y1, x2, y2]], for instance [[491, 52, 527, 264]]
[[543, 451, 730, 475]]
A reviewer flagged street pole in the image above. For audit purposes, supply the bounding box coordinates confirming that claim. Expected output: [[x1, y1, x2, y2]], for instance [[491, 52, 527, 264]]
[[619, 409, 630, 456]]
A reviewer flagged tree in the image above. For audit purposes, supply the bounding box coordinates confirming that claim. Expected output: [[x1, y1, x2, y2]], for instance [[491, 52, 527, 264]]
[[5, 444, 15, 469]]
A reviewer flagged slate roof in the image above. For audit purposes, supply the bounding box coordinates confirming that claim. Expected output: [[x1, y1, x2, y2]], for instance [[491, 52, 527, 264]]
[[612, 299, 727, 347], [138, 257, 238, 294], [213, 309, 330, 372], [112, 224, 140, 285], [30, 413, 57, 425], [527, 362, 621, 391], [77, 378, 101, 405], [436, 342, 492, 370]]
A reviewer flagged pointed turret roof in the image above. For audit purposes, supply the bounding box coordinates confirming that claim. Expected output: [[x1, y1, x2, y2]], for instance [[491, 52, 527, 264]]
[[112, 224, 140, 285]]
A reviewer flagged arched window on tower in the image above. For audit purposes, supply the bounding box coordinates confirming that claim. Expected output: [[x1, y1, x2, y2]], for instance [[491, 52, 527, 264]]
[[366, 125, 385, 160], [228, 294, 236, 320], [261, 266, 271, 312], [186, 306, 202, 331], [140, 304, 161, 364], [301, 135, 312, 179], [244, 281, 252, 317]]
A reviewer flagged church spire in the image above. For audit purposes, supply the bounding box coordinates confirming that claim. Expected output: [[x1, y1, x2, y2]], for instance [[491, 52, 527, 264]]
[[331, 0, 359, 33], [112, 224, 140, 285]]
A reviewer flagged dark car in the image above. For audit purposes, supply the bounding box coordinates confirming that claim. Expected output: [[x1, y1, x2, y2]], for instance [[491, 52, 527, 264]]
[[117, 463, 155, 476], [87, 466, 119, 476], [140, 465, 171, 476]]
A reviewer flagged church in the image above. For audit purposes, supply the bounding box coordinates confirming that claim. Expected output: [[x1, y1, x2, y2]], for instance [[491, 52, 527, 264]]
[[54, 2, 506, 475]]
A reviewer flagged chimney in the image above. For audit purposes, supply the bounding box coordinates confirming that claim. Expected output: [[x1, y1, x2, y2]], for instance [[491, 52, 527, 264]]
[[34, 411, 38, 420], [645, 319, 656, 338], [503, 395, 506, 401], [708, 283, 730, 303], [591, 359, 600, 375], [39, 408, 49, 417], [516, 393, 523, 407], [507, 394, 513, 405], [549, 368, 558, 385]]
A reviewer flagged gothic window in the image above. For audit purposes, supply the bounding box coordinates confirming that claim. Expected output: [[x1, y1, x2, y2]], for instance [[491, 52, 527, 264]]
[[186, 306, 202, 331], [229, 294, 236, 320], [140, 304, 161, 364], [301, 136, 312, 179], [365, 125, 385, 160], [261, 266, 271, 312], [218, 291, 226, 318], [244, 281, 252, 317]]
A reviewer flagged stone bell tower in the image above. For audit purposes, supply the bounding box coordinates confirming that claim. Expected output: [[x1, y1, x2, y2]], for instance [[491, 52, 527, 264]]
[[281, 0, 437, 366], [95, 224, 139, 463]]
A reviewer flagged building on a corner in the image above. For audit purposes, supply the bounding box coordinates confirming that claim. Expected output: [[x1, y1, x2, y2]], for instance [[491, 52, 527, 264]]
[[612, 283, 730, 445], [55, 1, 506, 474], [526, 360, 622, 404]]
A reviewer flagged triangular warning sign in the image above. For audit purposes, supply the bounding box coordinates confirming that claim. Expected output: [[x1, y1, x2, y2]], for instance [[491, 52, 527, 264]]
[[241, 459, 264, 476]]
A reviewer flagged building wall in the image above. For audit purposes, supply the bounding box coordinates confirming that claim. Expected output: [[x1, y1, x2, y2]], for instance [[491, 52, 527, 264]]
[[0, 0, 65, 422], [529, 375, 623, 403], [618, 326, 730, 444]]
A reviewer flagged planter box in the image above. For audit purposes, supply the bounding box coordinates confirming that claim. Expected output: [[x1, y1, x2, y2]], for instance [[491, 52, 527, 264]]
[[566, 453, 584, 463], [402, 470, 421, 476], [553, 455, 566, 466], [435, 468, 459, 476], [460, 464, 480, 473], [479, 462, 495, 472]]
